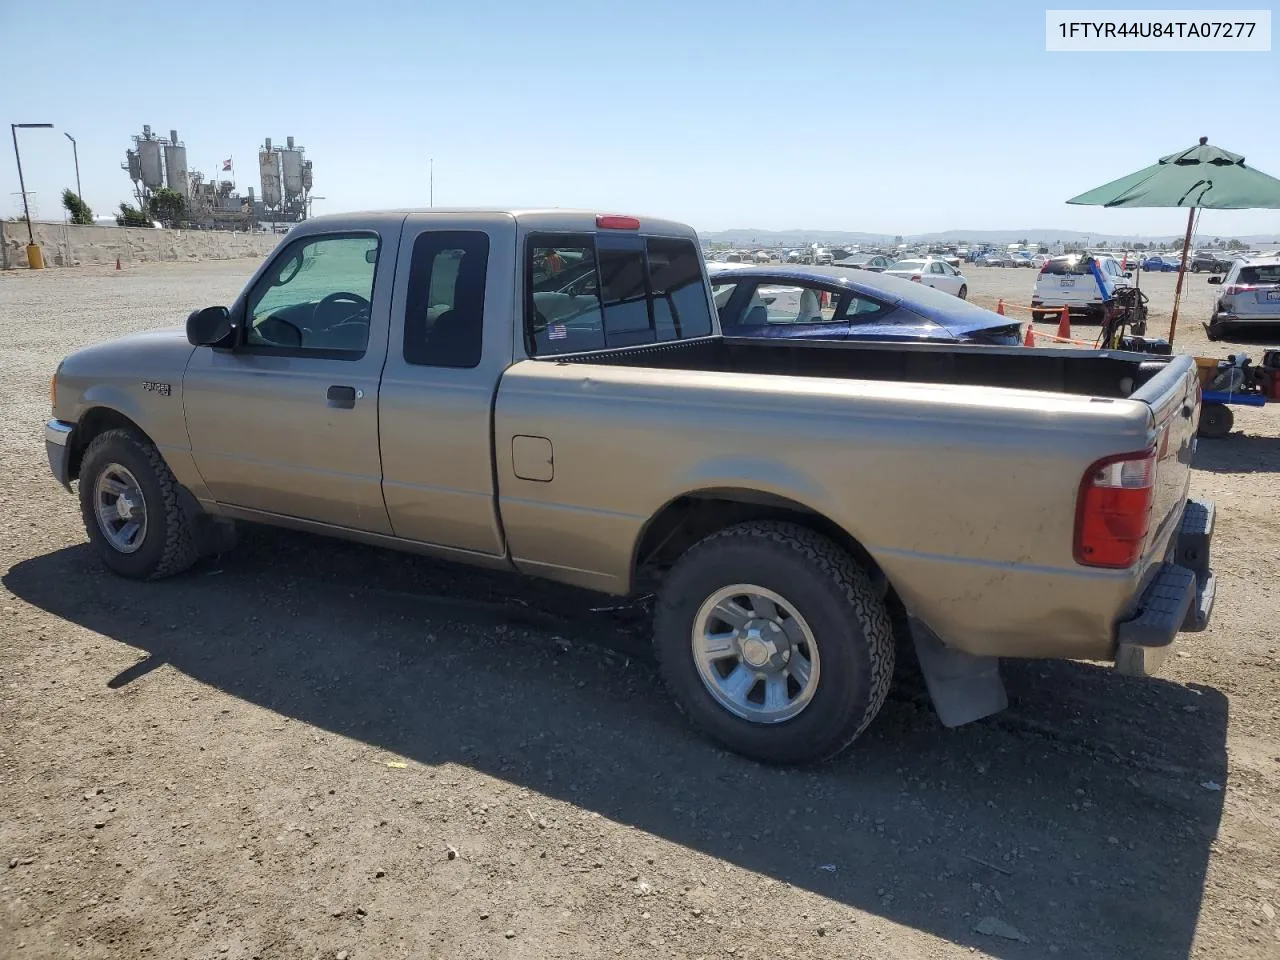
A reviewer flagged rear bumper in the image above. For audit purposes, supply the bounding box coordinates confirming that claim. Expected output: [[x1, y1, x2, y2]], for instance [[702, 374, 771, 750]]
[[1114, 498, 1215, 677], [1213, 311, 1280, 325]]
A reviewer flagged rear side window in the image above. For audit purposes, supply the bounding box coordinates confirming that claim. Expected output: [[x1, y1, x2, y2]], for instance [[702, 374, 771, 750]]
[[526, 234, 713, 356], [403, 231, 489, 368]]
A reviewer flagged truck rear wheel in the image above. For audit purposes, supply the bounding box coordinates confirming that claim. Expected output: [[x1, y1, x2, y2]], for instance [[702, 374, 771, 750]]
[[78, 428, 203, 580], [653, 521, 894, 765]]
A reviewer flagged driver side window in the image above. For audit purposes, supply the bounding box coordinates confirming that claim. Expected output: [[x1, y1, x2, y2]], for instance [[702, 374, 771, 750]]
[[246, 233, 380, 358]]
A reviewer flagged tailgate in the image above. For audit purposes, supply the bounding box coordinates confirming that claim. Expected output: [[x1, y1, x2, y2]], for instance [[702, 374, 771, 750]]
[[1133, 356, 1200, 560]]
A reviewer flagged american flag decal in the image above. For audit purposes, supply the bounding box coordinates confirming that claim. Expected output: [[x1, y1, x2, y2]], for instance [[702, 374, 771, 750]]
[[548, 324, 568, 340]]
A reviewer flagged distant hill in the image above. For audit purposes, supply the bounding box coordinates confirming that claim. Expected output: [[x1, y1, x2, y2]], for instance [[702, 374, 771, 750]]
[[700, 228, 1277, 247]]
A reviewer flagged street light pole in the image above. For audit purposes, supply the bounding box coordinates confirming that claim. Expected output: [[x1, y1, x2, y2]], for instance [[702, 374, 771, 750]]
[[64, 132, 81, 200]]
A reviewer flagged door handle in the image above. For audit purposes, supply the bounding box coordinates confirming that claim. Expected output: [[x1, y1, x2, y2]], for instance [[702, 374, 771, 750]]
[[326, 385, 357, 409]]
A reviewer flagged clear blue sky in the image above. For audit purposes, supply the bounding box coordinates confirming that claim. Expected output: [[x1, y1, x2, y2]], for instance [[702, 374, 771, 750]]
[[3, 0, 1276, 237]]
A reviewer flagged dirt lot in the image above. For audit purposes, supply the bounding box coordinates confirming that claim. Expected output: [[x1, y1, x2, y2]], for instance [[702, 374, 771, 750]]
[[2, 260, 1279, 960]]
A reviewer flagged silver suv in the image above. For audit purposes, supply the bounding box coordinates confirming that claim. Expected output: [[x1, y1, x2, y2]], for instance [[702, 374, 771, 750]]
[[1206, 258, 1280, 340]]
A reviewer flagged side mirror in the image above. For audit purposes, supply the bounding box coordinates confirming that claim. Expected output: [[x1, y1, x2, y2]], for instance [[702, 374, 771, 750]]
[[1206, 276, 1222, 285], [187, 306, 234, 346], [1123, 271, 1133, 279]]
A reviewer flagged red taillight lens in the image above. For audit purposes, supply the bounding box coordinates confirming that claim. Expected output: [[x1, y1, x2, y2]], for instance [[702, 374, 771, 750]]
[[596, 214, 640, 230], [1074, 448, 1157, 568], [1223, 284, 1254, 296], [911, 274, 922, 282]]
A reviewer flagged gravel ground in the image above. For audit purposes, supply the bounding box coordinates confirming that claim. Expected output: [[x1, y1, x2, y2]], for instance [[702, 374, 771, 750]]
[[2, 260, 1279, 960]]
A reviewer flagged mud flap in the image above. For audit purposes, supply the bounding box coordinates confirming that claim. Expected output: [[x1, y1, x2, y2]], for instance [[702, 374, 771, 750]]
[[910, 619, 1009, 728]]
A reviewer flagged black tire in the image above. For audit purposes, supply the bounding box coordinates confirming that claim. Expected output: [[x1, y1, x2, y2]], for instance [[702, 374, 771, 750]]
[[78, 428, 203, 580], [1197, 403, 1233, 440], [653, 521, 894, 765], [957, 284, 968, 300], [1192, 264, 1201, 273], [1205, 321, 1227, 342]]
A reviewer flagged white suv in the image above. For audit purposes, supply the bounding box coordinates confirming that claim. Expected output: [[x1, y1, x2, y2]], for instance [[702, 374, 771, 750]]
[[1206, 258, 1280, 340], [1030, 254, 1132, 323]]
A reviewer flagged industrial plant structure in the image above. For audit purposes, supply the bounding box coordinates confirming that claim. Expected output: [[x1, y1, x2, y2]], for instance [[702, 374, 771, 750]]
[[122, 126, 315, 231]]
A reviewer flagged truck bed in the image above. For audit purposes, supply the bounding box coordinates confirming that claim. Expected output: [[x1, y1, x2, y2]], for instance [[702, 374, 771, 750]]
[[547, 335, 1179, 403]]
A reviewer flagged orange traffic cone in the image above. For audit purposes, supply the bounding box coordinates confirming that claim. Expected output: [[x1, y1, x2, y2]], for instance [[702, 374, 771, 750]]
[[996, 299, 1005, 316], [1023, 322, 1036, 348], [1056, 305, 1071, 341], [115, 257, 121, 270]]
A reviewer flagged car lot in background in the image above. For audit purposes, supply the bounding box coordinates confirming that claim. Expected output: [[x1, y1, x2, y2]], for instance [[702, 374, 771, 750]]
[[708, 264, 1016, 343], [1012, 252, 1034, 268], [880, 257, 968, 297], [1206, 258, 1280, 339], [981, 252, 1016, 267]]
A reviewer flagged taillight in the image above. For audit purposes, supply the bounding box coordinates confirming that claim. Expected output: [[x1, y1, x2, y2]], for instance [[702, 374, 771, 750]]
[[911, 274, 922, 282], [1074, 448, 1157, 568], [1223, 284, 1254, 296], [596, 214, 640, 230]]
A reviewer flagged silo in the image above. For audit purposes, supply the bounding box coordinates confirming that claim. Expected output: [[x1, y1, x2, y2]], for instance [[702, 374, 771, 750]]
[[259, 148, 282, 207], [125, 149, 141, 183], [281, 149, 304, 200], [301, 160, 313, 192], [138, 138, 164, 190], [164, 132, 189, 200]]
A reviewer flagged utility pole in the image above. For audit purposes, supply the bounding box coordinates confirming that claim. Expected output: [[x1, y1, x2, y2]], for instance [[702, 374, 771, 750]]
[[430, 158, 434, 208], [64, 132, 81, 200], [11, 122, 54, 268]]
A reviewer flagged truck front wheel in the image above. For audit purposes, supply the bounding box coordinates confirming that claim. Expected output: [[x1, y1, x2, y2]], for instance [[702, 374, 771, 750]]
[[78, 428, 204, 580], [653, 521, 894, 764]]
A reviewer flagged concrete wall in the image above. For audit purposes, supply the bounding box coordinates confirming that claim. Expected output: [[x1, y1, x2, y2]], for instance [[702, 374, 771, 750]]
[[0, 220, 280, 269]]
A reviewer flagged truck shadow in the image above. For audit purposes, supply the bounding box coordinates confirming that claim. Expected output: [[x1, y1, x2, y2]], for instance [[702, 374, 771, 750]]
[[4, 527, 1228, 960], [1193, 433, 1280, 474]]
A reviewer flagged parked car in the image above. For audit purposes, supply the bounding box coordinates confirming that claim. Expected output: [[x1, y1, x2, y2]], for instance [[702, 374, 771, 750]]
[[834, 254, 894, 272], [1191, 250, 1233, 273], [1031, 254, 1050, 269], [882, 258, 968, 297], [45, 208, 1214, 765], [785, 250, 802, 263], [1012, 253, 1035, 268], [982, 253, 1016, 268], [1030, 254, 1134, 323], [1206, 258, 1280, 339], [708, 265, 1019, 344], [1142, 255, 1179, 272]]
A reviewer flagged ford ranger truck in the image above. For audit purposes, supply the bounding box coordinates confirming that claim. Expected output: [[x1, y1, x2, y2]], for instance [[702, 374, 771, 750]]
[[45, 210, 1215, 765]]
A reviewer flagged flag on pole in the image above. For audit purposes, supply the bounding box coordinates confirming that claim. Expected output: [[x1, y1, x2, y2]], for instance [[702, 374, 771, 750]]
[[222, 158, 233, 172]]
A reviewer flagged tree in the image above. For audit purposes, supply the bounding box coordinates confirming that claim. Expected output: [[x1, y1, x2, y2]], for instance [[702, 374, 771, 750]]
[[892, 235, 903, 245], [1226, 238, 1246, 250], [116, 203, 153, 227], [147, 187, 186, 227], [61, 189, 94, 225]]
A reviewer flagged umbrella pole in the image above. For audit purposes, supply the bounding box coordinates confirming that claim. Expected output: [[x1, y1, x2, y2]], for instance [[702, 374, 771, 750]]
[[1167, 206, 1196, 345]]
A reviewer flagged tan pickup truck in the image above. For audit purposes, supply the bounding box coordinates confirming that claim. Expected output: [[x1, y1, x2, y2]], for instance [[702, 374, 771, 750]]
[[45, 210, 1215, 764]]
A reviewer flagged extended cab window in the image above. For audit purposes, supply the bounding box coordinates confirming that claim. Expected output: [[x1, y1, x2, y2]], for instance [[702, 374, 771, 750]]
[[527, 234, 713, 356], [403, 231, 489, 368], [246, 234, 379, 358]]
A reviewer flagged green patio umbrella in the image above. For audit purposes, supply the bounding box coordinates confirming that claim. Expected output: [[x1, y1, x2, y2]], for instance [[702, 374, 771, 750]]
[[1066, 137, 1280, 344]]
